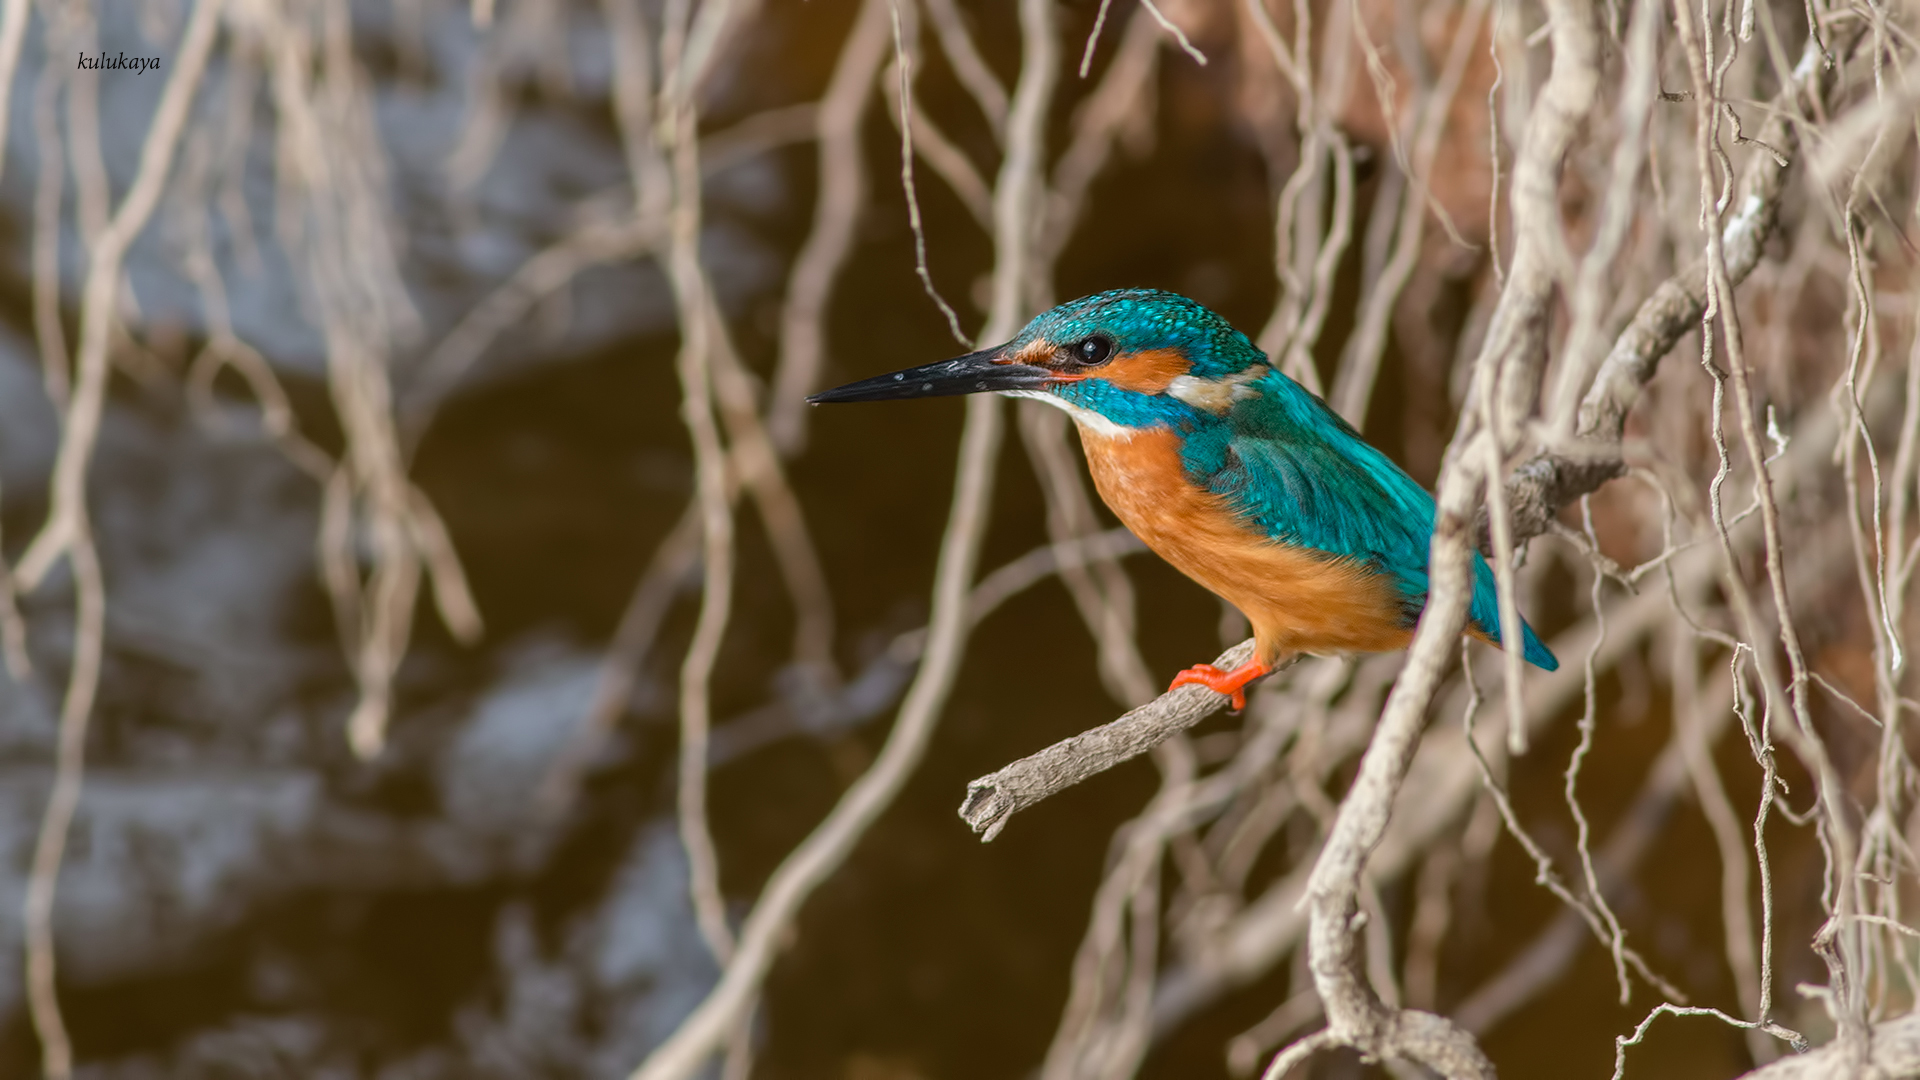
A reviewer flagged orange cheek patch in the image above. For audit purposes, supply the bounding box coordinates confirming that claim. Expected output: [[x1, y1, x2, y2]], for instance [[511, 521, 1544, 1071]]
[[1101, 348, 1190, 393]]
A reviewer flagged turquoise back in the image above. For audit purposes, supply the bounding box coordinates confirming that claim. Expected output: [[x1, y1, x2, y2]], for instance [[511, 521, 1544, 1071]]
[[1182, 369, 1558, 671]]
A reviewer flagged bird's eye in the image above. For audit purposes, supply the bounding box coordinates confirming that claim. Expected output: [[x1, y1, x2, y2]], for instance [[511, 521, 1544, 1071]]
[[1073, 335, 1115, 366]]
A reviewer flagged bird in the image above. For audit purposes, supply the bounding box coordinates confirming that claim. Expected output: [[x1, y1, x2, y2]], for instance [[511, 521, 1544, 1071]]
[[808, 288, 1557, 710]]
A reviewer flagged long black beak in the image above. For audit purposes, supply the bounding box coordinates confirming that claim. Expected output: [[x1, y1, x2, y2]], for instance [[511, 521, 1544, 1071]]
[[807, 347, 1050, 404]]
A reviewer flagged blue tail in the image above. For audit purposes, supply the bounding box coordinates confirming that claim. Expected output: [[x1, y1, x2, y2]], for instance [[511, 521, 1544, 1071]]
[[1468, 554, 1559, 671], [1518, 621, 1559, 672]]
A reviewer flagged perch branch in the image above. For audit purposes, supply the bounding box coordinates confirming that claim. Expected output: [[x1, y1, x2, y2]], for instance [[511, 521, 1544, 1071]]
[[960, 639, 1257, 840]]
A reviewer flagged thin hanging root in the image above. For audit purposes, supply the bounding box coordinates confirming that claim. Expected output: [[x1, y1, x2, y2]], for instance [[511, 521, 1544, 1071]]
[[709, 329, 838, 679], [1674, 0, 1863, 1052], [659, 21, 740, 965], [16, 0, 224, 593], [19, 4, 224, 1071], [887, 0, 969, 345], [240, 0, 479, 759], [923, 0, 1007, 129], [768, 0, 891, 452], [403, 213, 660, 443], [23, 529, 103, 1080], [1040, 6, 1164, 283], [1248, 0, 1355, 397], [1673, 630, 1775, 1064], [1138, 0, 1206, 66], [628, 1, 1057, 1076], [1329, 0, 1489, 427]]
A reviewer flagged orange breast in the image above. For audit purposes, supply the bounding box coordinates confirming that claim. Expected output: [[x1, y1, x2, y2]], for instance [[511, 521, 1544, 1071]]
[[1077, 425, 1413, 665]]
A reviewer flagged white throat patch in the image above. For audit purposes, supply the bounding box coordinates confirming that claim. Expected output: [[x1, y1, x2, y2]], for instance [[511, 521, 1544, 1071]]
[[1001, 389, 1135, 441]]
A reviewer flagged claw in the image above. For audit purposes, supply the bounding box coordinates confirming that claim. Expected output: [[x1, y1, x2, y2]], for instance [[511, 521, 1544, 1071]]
[[1168, 658, 1272, 712]]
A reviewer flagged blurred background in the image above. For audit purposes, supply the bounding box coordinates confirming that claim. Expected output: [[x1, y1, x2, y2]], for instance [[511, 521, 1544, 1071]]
[[0, 0, 1915, 1077]]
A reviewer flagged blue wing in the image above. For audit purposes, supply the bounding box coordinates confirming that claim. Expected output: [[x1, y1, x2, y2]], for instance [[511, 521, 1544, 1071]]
[[1178, 371, 1558, 671]]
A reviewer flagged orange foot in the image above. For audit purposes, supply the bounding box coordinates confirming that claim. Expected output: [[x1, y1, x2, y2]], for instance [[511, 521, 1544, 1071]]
[[1168, 658, 1273, 712]]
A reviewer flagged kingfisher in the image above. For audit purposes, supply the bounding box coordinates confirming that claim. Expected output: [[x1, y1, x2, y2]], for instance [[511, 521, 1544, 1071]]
[[809, 289, 1557, 710]]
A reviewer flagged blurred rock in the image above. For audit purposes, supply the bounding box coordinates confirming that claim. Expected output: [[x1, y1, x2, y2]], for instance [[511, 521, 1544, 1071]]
[[62, 823, 720, 1080], [435, 637, 599, 849]]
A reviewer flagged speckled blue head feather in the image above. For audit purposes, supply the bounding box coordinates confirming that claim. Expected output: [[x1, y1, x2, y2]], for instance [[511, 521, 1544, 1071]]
[[1006, 288, 1267, 380]]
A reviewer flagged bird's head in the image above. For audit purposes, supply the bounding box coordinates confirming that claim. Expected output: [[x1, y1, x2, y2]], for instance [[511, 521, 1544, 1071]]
[[807, 289, 1272, 433]]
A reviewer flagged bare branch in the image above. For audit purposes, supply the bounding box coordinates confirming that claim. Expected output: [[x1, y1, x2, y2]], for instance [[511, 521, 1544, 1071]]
[[961, 640, 1258, 841], [1729, 1011, 1920, 1079], [1491, 32, 1850, 548]]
